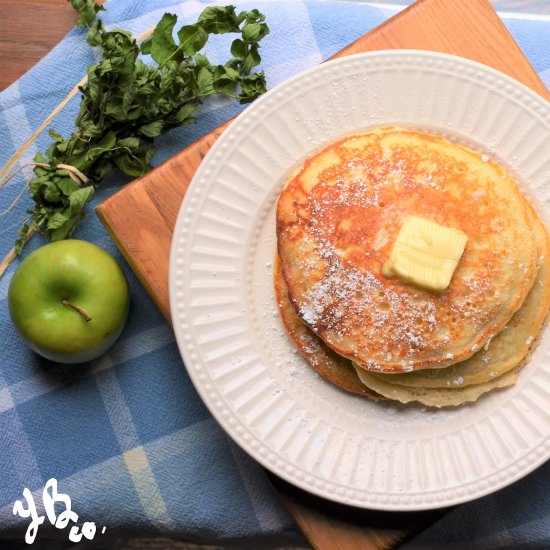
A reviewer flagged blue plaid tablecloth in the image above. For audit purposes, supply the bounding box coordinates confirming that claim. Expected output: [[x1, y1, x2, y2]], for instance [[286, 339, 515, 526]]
[[0, 1, 549, 548]]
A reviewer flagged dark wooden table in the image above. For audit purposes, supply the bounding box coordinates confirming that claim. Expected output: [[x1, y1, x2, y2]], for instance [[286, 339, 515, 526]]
[[0, 0, 78, 91]]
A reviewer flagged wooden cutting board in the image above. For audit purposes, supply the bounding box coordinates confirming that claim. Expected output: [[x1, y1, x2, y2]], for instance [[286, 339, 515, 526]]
[[96, 0, 550, 548]]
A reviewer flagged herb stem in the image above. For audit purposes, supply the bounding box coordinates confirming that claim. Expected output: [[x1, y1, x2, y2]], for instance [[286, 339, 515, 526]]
[[0, 224, 36, 278]]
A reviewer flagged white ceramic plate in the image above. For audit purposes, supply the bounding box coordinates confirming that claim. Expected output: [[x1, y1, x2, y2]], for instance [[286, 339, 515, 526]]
[[169, 50, 550, 510]]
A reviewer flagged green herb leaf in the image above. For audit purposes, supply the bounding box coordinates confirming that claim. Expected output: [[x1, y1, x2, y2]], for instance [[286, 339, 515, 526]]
[[139, 121, 164, 138], [57, 178, 80, 197], [117, 137, 141, 149], [241, 43, 261, 74], [147, 13, 179, 65], [242, 22, 263, 42], [69, 186, 95, 214], [230, 39, 247, 59], [48, 128, 64, 143], [43, 181, 62, 203], [69, 0, 104, 29], [197, 6, 242, 34], [177, 24, 208, 57], [46, 211, 71, 231]]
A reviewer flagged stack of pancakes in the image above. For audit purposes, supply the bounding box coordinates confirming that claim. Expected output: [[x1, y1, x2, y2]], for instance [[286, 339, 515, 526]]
[[275, 127, 550, 407]]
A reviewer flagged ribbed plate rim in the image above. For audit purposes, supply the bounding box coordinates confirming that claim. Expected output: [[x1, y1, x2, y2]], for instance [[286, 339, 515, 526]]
[[169, 49, 550, 510]]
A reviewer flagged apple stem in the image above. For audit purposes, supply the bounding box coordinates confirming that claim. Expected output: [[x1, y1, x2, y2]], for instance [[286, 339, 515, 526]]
[[61, 299, 92, 322]]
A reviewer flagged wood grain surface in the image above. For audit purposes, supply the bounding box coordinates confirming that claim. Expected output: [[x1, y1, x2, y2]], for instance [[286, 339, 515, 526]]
[[94, 0, 549, 548], [0, 0, 78, 90]]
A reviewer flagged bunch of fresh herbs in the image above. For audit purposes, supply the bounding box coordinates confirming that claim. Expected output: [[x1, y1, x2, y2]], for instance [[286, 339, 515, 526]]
[[15, 0, 269, 253]]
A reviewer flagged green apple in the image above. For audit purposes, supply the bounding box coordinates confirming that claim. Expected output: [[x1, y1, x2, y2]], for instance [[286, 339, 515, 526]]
[[8, 240, 130, 364]]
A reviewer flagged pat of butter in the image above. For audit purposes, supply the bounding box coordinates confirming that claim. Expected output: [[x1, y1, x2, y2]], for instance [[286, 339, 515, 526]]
[[382, 215, 468, 292]]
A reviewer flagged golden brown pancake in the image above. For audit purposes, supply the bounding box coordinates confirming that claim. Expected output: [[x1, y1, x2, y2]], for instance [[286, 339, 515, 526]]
[[353, 363, 522, 408], [277, 127, 538, 373], [274, 256, 381, 398], [275, 227, 548, 406], [368, 213, 550, 388]]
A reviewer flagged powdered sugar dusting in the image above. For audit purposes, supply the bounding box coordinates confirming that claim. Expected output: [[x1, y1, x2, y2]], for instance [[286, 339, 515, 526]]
[[277, 129, 535, 372]]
